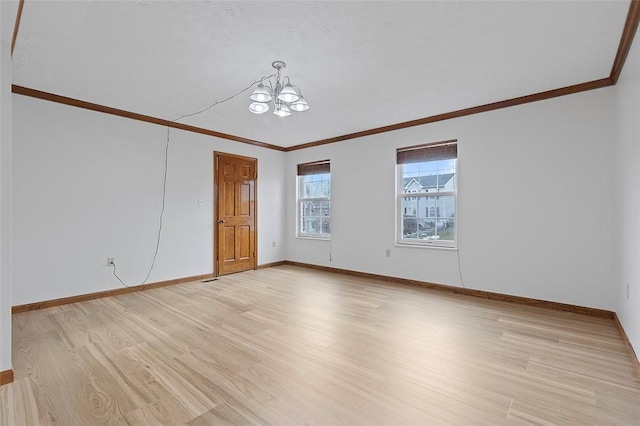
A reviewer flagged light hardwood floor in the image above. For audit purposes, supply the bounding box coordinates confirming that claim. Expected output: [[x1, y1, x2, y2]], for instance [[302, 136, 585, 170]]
[[1, 265, 639, 425]]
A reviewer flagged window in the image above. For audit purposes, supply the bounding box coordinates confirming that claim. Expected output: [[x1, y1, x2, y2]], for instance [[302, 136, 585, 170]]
[[397, 140, 457, 247], [297, 160, 331, 238]]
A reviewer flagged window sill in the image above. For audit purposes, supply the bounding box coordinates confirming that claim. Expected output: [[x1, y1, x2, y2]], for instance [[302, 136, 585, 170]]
[[296, 235, 331, 241], [395, 241, 458, 251]]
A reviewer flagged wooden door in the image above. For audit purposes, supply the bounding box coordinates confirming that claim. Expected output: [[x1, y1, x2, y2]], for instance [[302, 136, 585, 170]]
[[214, 152, 257, 275]]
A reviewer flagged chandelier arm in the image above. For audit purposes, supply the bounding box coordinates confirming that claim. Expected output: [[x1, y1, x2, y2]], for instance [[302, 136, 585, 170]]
[[265, 79, 275, 97], [252, 61, 307, 116]]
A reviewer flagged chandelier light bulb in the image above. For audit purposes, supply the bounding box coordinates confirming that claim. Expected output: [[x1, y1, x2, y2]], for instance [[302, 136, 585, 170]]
[[249, 101, 269, 114], [249, 61, 308, 117], [278, 82, 300, 103], [273, 102, 291, 117], [290, 96, 310, 112], [249, 82, 272, 103]]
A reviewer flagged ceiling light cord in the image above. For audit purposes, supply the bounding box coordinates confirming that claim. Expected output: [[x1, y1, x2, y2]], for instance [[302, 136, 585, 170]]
[[111, 73, 273, 288], [110, 127, 170, 288], [173, 73, 276, 122]]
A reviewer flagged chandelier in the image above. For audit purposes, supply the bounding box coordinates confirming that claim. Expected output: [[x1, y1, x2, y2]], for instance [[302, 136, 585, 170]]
[[249, 61, 310, 117]]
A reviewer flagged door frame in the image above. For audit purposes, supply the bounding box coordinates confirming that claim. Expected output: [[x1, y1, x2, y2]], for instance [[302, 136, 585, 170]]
[[213, 151, 258, 276]]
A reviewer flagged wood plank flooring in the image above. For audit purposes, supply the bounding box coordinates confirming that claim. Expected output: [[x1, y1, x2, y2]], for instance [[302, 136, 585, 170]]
[[1, 265, 639, 425]]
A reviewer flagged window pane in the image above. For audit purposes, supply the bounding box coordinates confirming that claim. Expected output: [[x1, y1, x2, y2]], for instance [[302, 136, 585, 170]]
[[403, 195, 434, 240], [301, 217, 331, 235], [436, 218, 455, 241], [397, 142, 456, 245], [402, 217, 419, 239], [401, 194, 455, 241], [301, 200, 330, 216], [401, 160, 456, 194], [435, 195, 455, 241], [298, 168, 331, 237], [300, 200, 330, 235], [300, 173, 331, 198], [302, 217, 321, 234], [435, 195, 455, 219], [322, 217, 330, 234]]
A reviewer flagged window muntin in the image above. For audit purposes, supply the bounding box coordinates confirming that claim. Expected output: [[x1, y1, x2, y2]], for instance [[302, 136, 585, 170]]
[[297, 160, 330, 238], [397, 141, 457, 247]]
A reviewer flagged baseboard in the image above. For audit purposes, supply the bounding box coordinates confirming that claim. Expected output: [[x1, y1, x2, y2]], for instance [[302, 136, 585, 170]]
[[282, 261, 614, 319], [614, 313, 640, 379], [12, 273, 214, 314], [257, 261, 287, 269], [10, 260, 288, 313], [8, 261, 632, 378], [11, 260, 615, 321], [0, 369, 14, 386]]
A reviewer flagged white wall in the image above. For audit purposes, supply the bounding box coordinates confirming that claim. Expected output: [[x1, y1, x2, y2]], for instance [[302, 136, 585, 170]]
[[614, 34, 640, 356], [12, 95, 286, 305], [6, 29, 637, 368], [286, 88, 616, 311], [0, 0, 17, 374]]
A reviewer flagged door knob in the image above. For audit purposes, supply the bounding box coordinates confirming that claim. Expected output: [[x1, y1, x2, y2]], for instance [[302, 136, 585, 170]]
[[218, 219, 225, 223]]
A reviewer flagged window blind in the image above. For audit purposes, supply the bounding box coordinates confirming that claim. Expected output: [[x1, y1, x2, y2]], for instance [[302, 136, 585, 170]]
[[396, 140, 457, 165], [297, 159, 330, 175]]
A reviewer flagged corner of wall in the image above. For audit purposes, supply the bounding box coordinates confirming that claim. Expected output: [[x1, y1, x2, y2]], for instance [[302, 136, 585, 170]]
[[0, 0, 16, 375], [612, 23, 640, 367]]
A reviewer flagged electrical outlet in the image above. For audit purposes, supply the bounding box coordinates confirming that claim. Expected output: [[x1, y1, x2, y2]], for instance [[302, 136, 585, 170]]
[[107, 257, 115, 266], [386, 249, 391, 258]]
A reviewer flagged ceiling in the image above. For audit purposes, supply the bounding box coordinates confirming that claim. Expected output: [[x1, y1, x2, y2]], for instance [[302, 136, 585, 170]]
[[11, 0, 632, 148]]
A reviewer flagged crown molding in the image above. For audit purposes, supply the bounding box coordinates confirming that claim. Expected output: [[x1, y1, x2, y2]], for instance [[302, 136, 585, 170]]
[[11, 0, 24, 56], [285, 78, 612, 151], [10, 1, 638, 152], [610, 0, 640, 84], [11, 85, 286, 152]]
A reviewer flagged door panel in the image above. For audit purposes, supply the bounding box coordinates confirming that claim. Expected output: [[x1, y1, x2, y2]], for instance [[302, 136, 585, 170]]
[[239, 183, 251, 216], [239, 226, 251, 258], [223, 226, 235, 261], [224, 182, 235, 216], [215, 152, 257, 275]]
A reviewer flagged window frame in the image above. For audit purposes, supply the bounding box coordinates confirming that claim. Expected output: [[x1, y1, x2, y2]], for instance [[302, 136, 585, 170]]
[[297, 160, 331, 240], [396, 141, 457, 248]]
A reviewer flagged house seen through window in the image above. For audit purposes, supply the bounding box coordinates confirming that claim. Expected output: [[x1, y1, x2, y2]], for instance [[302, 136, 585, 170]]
[[397, 141, 457, 246], [297, 160, 331, 238]]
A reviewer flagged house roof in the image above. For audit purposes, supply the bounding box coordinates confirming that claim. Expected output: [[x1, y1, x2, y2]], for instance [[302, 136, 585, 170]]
[[403, 174, 455, 190]]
